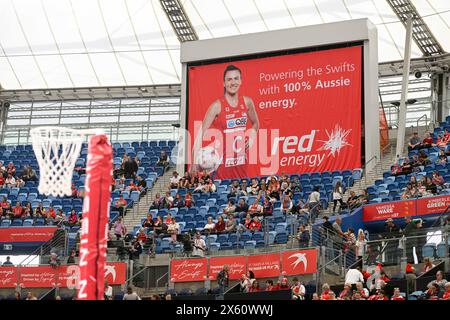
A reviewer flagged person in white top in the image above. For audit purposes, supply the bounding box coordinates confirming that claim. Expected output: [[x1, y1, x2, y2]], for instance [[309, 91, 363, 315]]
[[308, 186, 321, 223], [203, 217, 215, 232], [104, 281, 113, 300], [167, 218, 180, 242], [332, 180, 344, 213], [170, 171, 181, 189], [192, 232, 206, 257], [355, 229, 367, 269], [345, 266, 364, 285], [291, 277, 306, 300]]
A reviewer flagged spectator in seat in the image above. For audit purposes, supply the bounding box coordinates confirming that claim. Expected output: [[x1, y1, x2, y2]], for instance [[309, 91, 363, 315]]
[[235, 198, 249, 219], [123, 156, 136, 179], [291, 278, 305, 300], [113, 217, 127, 240], [228, 181, 241, 199], [34, 203, 46, 219], [320, 283, 333, 300], [408, 132, 421, 151], [214, 216, 225, 233], [5, 173, 16, 188], [262, 197, 273, 217], [437, 149, 448, 165], [338, 283, 353, 300], [154, 216, 168, 236], [172, 194, 184, 208], [346, 191, 360, 209], [312, 293, 320, 300], [425, 176, 437, 195], [136, 227, 147, 245], [142, 213, 154, 230], [225, 214, 237, 233], [25, 292, 37, 300], [150, 193, 163, 210], [248, 179, 260, 195], [14, 292, 21, 300], [421, 257, 436, 274], [162, 191, 173, 209], [409, 175, 418, 188], [184, 192, 194, 208], [0, 174, 4, 187], [6, 162, 16, 176], [46, 206, 57, 225], [248, 198, 262, 217], [156, 151, 169, 171], [295, 224, 310, 248], [248, 216, 261, 232], [170, 171, 180, 189], [203, 217, 215, 233], [275, 277, 290, 291], [243, 214, 252, 230], [3, 256, 13, 266], [15, 177, 25, 188], [432, 171, 445, 189], [425, 283, 440, 300], [167, 218, 180, 243], [12, 202, 23, 220], [421, 132, 434, 149], [136, 176, 147, 194], [418, 150, 431, 165], [355, 282, 369, 299], [373, 289, 388, 300], [71, 183, 79, 198], [23, 202, 32, 218], [442, 282, 450, 300], [427, 271, 448, 292], [265, 280, 275, 291], [401, 183, 419, 200], [391, 288, 405, 300], [352, 291, 365, 300], [67, 210, 79, 227], [401, 158, 412, 175], [280, 195, 293, 215], [164, 213, 173, 225], [192, 232, 206, 257], [222, 199, 236, 218], [248, 280, 261, 293]]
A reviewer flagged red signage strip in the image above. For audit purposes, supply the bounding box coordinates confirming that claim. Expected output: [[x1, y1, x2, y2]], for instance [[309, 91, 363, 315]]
[[416, 195, 450, 216], [247, 253, 281, 278], [170, 258, 208, 283], [362, 200, 415, 222], [208, 256, 247, 280], [0, 227, 57, 243], [281, 249, 318, 276], [0, 262, 126, 288]]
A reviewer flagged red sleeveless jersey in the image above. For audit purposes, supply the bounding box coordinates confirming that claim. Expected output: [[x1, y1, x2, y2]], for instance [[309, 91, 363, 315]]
[[210, 95, 249, 179]]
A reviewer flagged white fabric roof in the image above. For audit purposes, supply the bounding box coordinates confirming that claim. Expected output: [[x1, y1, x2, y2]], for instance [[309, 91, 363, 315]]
[[0, 0, 449, 90]]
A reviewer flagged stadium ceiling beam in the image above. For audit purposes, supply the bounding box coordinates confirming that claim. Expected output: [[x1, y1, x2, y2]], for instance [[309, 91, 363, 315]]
[[159, 0, 198, 42], [378, 53, 450, 77], [385, 0, 446, 57], [0, 84, 181, 103]]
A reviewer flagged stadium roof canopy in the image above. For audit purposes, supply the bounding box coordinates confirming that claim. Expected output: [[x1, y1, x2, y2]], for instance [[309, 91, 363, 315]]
[[0, 0, 449, 90]]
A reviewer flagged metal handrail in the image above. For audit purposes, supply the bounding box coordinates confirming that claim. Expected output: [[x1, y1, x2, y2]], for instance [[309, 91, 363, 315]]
[[363, 155, 378, 185], [416, 114, 428, 135], [156, 271, 168, 290], [126, 262, 148, 286]]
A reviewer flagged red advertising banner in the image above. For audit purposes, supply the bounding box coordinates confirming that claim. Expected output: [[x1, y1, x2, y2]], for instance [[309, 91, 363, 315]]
[[187, 45, 362, 179], [208, 256, 247, 280], [0, 267, 18, 288], [281, 249, 318, 276], [0, 262, 126, 288], [247, 253, 280, 278], [416, 195, 450, 216], [363, 200, 415, 222], [170, 258, 208, 283], [0, 227, 57, 243]]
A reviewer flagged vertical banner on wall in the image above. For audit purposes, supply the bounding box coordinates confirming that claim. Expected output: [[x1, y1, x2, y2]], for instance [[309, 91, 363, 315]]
[[77, 135, 113, 300], [208, 256, 247, 280], [281, 249, 318, 276], [247, 253, 280, 278], [170, 258, 208, 283], [187, 45, 363, 179]]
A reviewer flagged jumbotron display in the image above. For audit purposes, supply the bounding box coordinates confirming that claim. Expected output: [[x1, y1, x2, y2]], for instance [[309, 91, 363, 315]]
[[187, 45, 362, 179]]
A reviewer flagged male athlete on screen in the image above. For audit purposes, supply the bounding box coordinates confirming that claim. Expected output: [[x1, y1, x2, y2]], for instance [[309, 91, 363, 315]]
[[191, 65, 260, 179]]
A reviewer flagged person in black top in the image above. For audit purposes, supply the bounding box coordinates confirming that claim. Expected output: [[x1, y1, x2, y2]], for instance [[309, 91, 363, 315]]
[[235, 198, 249, 219], [2, 256, 13, 266], [67, 250, 76, 264], [123, 156, 136, 179], [142, 214, 155, 230], [157, 151, 169, 171], [381, 218, 400, 265], [217, 265, 229, 295]]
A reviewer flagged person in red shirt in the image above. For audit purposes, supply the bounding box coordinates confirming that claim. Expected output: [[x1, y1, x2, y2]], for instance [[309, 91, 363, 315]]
[[214, 216, 225, 233], [0, 175, 5, 187], [421, 132, 434, 149], [248, 217, 261, 232], [0, 197, 11, 218], [320, 283, 333, 300], [247, 280, 261, 293], [274, 277, 290, 291], [67, 210, 79, 226], [164, 213, 173, 225], [6, 162, 16, 176], [114, 196, 127, 217], [391, 288, 405, 300], [442, 283, 450, 300], [136, 227, 147, 244], [12, 202, 23, 219], [338, 283, 353, 300], [265, 280, 275, 291], [184, 192, 194, 208], [425, 283, 440, 300]]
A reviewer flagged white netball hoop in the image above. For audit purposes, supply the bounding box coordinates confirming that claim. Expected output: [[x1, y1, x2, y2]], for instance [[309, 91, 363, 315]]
[[30, 126, 104, 197]]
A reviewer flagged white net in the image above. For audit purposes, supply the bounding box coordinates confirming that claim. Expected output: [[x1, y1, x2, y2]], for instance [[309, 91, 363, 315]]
[[30, 127, 85, 197]]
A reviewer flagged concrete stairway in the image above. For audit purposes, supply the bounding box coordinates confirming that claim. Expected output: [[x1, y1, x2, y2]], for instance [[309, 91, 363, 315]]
[[122, 168, 174, 233]]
